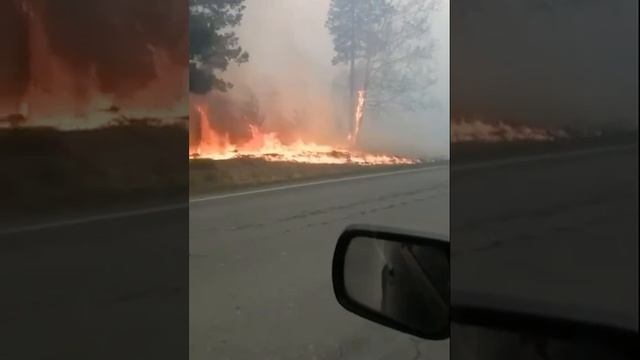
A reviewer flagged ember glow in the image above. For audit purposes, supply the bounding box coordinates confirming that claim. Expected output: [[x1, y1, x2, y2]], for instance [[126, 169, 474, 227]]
[[190, 105, 417, 165]]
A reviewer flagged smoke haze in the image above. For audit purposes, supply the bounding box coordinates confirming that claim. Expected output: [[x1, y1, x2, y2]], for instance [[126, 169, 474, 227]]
[[452, 0, 638, 131], [206, 0, 450, 158]]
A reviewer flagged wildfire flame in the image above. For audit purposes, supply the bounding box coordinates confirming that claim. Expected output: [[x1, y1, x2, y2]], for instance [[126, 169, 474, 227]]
[[1, 0, 188, 129], [348, 89, 366, 144], [191, 105, 417, 165]]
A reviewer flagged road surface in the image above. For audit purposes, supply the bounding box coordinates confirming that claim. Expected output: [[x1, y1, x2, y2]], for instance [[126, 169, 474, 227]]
[[451, 143, 638, 357], [190, 143, 637, 359], [189, 165, 450, 360], [0, 206, 189, 359], [2, 143, 635, 360], [451, 144, 638, 329]]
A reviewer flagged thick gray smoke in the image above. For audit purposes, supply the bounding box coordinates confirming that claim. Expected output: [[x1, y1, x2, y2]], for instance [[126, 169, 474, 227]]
[[452, 0, 638, 131], [218, 0, 450, 158]]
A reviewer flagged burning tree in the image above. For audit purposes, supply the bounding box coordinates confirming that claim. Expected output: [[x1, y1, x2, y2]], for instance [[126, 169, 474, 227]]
[[326, 0, 439, 140], [325, 0, 376, 136], [189, 0, 249, 94]]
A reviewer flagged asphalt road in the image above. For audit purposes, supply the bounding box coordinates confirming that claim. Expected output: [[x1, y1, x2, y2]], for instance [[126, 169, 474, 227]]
[[450, 144, 638, 360], [189, 165, 450, 360], [1, 143, 635, 360], [451, 144, 638, 331], [0, 206, 189, 359], [190, 143, 638, 360]]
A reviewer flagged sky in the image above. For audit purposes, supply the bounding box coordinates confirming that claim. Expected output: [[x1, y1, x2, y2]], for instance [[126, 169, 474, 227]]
[[226, 0, 451, 158]]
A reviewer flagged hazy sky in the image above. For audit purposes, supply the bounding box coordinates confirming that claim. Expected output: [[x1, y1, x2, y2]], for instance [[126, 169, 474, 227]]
[[228, 0, 450, 157]]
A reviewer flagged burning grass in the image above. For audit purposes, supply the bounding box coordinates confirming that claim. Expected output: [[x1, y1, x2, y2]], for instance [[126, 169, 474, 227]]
[[190, 144, 418, 165], [190, 104, 418, 165]]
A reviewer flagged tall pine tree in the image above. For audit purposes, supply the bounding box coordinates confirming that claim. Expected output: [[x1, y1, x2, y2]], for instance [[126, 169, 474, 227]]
[[327, 0, 438, 133], [326, 0, 368, 133], [326, 0, 397, 134], [189, 0, 249, 94]]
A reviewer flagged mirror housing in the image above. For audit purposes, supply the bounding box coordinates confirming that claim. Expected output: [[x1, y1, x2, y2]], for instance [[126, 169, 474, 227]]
[[332, 224, 450, 340]]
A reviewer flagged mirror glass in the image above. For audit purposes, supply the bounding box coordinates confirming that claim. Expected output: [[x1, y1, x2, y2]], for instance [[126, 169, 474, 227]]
[[342, 235, 450, 336]]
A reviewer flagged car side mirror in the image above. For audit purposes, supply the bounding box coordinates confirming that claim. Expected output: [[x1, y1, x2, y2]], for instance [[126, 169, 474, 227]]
[[332, 224, 450, 340]]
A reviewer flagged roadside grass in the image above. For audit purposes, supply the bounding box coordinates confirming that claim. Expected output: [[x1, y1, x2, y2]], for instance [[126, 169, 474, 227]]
[[452, 131, 638, 165], [1, 125, 187, 221], [189, 158, 442, 197]]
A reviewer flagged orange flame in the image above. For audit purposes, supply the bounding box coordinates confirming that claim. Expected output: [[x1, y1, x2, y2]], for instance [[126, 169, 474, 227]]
[[191, 104, 417, 165], [1, 0, 188, 129]]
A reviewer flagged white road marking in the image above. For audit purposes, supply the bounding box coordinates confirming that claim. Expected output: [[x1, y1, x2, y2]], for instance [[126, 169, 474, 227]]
[[1, 166, 444, 234], [3, 144, 632, 234], [0, 203, 187, 235], [189, 165, 447, 203]]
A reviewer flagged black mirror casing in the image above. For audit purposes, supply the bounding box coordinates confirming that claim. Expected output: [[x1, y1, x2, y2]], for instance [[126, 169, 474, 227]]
[[332, 224, 450, 340]]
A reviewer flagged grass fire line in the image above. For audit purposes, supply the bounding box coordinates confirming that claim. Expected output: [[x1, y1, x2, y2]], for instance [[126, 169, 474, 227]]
[[190, 103, 419, 166]]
